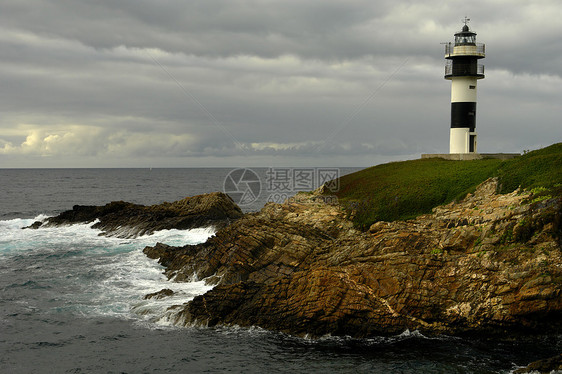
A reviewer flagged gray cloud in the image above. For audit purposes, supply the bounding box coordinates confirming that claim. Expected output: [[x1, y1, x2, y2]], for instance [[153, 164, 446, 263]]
[[0, 0, 560, 167]]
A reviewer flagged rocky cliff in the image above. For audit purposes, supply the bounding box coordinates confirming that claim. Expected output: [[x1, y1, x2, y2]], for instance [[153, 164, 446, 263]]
[[144, 178, 562, 338], [28, 192, 243, 238]]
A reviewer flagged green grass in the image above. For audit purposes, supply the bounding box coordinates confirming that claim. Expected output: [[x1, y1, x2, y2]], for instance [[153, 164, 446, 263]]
[[497, 143, 562, 194], [331, 143, 562, 230]]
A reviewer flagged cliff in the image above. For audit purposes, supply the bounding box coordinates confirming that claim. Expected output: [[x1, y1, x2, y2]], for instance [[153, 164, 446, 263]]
[[144, 177, 562, 338], [333, 142, 562, 230], [28, 192, 243, 238]]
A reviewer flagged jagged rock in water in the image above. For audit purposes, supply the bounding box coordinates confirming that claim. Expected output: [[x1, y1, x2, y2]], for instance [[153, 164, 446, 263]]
[[26, 192, 243, 237], [514, 353, 562, 373], [144, 289, 175, 300]]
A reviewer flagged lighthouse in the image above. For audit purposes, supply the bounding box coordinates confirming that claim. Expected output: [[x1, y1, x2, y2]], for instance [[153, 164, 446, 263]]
[[445, 18, 485, 154], [423, 21, 518, 160]]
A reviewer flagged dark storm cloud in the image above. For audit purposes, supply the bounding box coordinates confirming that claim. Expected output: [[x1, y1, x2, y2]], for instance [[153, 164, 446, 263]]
[[1, 0, 387, 58]]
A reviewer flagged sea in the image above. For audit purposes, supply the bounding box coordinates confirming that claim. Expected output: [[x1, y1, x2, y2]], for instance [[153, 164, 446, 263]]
[[1, 168, 560, 374]]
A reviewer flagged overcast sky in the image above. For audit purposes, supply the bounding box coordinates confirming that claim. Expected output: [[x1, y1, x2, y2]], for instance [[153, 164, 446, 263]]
[[1, 0, 561, 168]]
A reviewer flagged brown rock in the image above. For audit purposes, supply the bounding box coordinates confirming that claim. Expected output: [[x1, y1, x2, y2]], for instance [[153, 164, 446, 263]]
[[514, 353, 562, 373], [144, 180, 562, 338], [29, 192, 243, 238], [144, 288, 174, 299]]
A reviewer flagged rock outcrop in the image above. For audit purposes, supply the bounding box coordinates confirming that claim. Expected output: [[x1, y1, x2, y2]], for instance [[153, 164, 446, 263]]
[[144, 179, 562, 338], [514, 353, 562, 373], [27, 192, 243, 237]]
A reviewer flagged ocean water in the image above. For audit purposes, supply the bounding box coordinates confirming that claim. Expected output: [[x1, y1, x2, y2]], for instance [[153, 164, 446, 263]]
[[0, 168, 560, 374]]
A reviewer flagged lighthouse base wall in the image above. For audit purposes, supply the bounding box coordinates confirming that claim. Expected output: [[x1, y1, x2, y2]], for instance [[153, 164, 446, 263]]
[[421, 153, 521, 161], [450, 128, 477, 153]]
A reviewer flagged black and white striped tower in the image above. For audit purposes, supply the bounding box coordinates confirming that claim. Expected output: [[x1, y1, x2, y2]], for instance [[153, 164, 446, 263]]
[[445, 18, 485, 154]]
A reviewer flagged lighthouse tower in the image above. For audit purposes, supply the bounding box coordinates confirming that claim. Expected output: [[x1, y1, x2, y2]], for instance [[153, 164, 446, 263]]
[[445, 18, 485, 154]]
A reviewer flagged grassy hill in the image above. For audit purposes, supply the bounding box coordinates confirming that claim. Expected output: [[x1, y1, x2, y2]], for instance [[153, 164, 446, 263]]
[[332, 143, 562, 230]]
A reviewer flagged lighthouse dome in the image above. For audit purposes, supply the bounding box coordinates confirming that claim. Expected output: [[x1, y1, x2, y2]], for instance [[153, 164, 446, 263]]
[[454, 25, 476, 45]]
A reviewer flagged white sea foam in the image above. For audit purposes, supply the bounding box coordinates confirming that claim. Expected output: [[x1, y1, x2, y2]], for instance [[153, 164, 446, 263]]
[[0, 216, 105, 256], [90, 248, 214, 323], [0, 216, 216, 325], [0, 216, 214, 255]]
